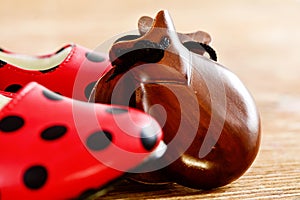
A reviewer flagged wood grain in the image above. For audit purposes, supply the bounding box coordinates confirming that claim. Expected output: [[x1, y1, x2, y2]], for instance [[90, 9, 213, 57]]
[[0, 0, 299, 199], [93, 9, 261, 191]]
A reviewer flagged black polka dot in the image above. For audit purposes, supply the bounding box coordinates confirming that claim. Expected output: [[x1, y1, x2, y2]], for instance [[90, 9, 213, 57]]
[[0, 60, 7, 68], [85, 52, 105, 63], [4, 84, 22, 92], [42, 90, 63, 101], [141, 127, 158, 151], [106, 107, 128, 114], [86, 130, 112, 151], [77, 189, 97, 200], [41, 125, 67, 141], [0, 115, 24, 132], [84, 81, 97, 99], [23, 165, 48, 190]]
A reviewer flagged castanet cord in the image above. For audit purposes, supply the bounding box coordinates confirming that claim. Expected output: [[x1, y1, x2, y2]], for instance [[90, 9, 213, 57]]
[[183, 41, 217, 61]]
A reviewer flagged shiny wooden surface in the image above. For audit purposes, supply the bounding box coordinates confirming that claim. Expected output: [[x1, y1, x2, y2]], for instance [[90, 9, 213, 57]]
[[1, 0, 300, 199], [93, 10, 261, 190]]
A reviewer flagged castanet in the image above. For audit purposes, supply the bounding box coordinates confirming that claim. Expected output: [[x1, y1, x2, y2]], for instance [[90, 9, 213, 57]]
[[90, 10, 261, 189]]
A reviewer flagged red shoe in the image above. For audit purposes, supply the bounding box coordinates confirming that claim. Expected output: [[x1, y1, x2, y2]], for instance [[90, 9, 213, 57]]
[[0, 44, 112, 101], [0, 82, 164, 200]]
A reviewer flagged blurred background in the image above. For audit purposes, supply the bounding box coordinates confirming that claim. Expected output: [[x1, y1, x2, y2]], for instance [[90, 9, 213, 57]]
[[0, 0, 299, 97], [0, 0, 299, 198]]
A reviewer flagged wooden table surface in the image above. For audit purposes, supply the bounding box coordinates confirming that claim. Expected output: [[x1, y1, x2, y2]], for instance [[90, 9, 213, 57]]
[[1, 0, 299, 199]]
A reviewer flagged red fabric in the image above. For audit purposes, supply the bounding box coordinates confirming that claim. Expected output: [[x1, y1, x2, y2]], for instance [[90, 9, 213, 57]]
[[0, 82, 163, 199], [0, 90, 16, 98], [0, 44, 112, 101]]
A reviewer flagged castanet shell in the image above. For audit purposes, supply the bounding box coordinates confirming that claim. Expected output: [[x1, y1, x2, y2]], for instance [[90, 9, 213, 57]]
[[90, 58, 260, 189], [90, 10, 261, 189]]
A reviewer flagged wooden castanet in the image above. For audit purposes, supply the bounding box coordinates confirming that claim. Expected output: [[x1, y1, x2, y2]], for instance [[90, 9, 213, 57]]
[[138, 15, 212, 44], [90, 10, 261, 189], [138, 15, 212, 57]]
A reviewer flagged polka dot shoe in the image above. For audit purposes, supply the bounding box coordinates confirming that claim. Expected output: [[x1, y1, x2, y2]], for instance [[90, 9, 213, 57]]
[[0, 44, 112, 101], [0, 82, 164, 200]]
